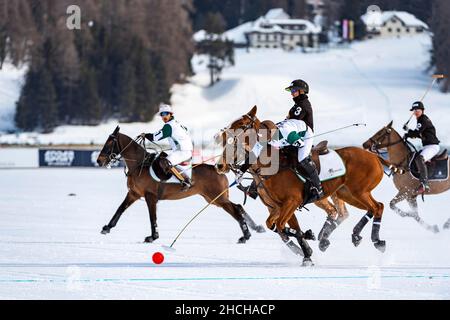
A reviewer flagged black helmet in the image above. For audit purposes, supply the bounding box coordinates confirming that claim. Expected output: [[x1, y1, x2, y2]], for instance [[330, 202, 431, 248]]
[[410, 101, 425, 111], [285, 79, 309, 94]]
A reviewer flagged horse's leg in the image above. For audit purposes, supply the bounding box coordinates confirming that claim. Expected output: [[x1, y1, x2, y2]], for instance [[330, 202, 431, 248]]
[[276, 200, 313, 266], [335, 187, 373, 248], [285, 215, 315, 264], [101, 191, 139, 235], [390, 190, 412, 218], [355, 193, 386, 252], [315, 197, 341, 252], [406, 197, 440, 233], [234, 203, 266, 233], [203, 194, 252, 244], [331, 193, 349, 222], [444, 218, 450, 230], [144, 193, 160, 243]]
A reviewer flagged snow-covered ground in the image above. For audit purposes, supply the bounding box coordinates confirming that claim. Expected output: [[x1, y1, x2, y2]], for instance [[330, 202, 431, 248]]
[[1, 168, 449, 299], [0, 35, 448, 147]]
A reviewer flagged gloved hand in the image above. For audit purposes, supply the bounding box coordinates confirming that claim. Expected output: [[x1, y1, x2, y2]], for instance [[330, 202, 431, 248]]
[[140, 133, 147, 140], [142, 133, 154, 141]]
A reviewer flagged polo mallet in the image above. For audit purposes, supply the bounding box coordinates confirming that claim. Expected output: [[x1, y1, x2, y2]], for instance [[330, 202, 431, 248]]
[[404, 74, 446, 128], [162, 180, 238, 252]]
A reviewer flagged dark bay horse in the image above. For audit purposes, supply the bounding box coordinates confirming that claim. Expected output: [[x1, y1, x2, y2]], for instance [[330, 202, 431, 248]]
[[96, 126, 265, 244], [217, 107, 394, 265], [363, 121, 450, 233]]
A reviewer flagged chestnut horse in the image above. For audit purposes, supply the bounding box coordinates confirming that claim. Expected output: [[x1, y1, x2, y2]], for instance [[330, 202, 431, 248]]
[[217, 107, 394, 265], [96, 126, 265, 244], [363, 121, 450, 233]]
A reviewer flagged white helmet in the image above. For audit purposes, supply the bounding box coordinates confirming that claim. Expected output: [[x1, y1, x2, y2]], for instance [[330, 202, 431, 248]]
[[159, 104, 173, 115]]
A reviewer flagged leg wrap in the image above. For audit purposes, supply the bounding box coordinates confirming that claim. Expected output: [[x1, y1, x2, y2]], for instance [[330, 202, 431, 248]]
[[318, 217, 339, 241], [353, 213, 374, 235], [371, 217, 382, 242]]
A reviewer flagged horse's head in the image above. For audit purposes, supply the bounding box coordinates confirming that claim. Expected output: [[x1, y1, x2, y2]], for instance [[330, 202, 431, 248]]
[[363, 121, 400, 153], [97, 126, 121, 168], [216, 106, 262, 174]]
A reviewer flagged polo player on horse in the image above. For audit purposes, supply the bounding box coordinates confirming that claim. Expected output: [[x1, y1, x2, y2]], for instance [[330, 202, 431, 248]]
[[236, 79, 324, 202], [141, 104, 194, 191], [403, 101, 441, 194]]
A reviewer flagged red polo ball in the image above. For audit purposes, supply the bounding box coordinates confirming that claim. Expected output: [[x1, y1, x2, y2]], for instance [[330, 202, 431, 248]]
[[152, 252, 164, 265]]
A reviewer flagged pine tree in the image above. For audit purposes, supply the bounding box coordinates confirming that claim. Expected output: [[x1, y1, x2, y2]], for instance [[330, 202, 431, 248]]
[[78, 65, 102, 125]]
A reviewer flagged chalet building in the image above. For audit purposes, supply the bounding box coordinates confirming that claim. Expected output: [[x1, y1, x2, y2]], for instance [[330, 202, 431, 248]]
[[361, 9, 429, 39], [223, 8, 322, 50]]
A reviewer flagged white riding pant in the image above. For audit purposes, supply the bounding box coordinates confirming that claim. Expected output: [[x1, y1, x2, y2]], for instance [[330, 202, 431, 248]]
[[297, 129, 314, 162], [420, 145, 440, 162], [167, 150, 192, 166]]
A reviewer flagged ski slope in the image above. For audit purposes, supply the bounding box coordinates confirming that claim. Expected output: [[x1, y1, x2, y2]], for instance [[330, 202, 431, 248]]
[[0, 34, 448, 147], [1, 168, 449, 299]]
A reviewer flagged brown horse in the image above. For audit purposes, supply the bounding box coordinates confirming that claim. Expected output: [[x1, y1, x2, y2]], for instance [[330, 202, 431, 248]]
[[215, 119, 350, 253], [363, 121, 450, 233], [217, 107, 393, 265], [96, 126, 265, 244]]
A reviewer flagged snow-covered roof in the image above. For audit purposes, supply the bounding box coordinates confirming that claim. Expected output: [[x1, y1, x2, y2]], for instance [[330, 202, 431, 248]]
[[193, 29, 227, 42], [223, 21, 253, 44], [361, 11, 429, 29], [264, 8, 290, 20], [221, 8, 321, 44]]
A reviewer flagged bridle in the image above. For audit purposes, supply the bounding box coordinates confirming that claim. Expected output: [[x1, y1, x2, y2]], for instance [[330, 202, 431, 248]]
[[369, 128, 405, 154], [104, 133, 142, 170], [368, 127, 414, 172]]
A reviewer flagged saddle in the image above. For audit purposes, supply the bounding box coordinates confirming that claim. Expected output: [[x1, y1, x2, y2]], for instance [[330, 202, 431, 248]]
[[410, 149, 449, 181], [151, 153, 173, 181]]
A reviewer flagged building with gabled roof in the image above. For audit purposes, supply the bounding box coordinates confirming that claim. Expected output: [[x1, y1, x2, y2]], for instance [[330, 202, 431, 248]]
[[361, 9, 429, 39]]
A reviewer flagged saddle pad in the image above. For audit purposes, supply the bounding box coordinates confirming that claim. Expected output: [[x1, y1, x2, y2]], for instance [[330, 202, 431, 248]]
[[411, 158, 449, 181], [150, 162, 193, 183], [296, 150, 346, 183]]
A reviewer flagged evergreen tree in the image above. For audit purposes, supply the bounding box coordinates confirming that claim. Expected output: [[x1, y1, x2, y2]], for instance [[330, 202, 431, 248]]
[[78, 65, 102, 125]]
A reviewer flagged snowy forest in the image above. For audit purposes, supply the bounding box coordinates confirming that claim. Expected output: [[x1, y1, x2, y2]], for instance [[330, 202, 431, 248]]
[[0, 0, 449, 133]]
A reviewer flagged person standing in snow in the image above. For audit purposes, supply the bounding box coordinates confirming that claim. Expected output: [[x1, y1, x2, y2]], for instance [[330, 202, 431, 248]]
[[141, 104, 194, 191]]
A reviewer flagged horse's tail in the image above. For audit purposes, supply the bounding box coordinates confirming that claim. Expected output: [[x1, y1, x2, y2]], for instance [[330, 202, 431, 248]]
[[377, 156, 406, 175]]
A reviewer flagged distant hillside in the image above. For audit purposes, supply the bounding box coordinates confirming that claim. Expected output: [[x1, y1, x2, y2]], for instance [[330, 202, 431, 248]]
[[1, 34, 448, 148]]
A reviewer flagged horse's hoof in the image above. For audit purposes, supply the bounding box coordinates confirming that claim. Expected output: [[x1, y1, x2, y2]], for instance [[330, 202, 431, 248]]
[[352, 234, 362, 247], [374, 240, 386, 253], [144, 236, 158, 243], [101, 226, 110, 235], [444, 222, 450, 230], [304, 230, 316, 241], [302, 258, 314, 267], [319, 239, 330, 252], [237, 237, 248, 244], [255, 225, 266, 233], [432, 225, 440, 234]]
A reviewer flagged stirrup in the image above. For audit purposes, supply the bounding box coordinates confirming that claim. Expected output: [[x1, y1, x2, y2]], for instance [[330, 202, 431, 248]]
[[417, 183, 430, 195]]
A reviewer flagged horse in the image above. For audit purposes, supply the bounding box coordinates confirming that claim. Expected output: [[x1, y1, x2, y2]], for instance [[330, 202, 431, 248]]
[[363, 121, 450, 233], [96, 126, 265, 244], [217, 106, 395, 265]]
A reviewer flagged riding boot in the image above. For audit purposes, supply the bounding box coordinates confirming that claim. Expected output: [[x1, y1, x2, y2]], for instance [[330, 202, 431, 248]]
[[237, 181, 258, 200], [415, 155, 430, 193], [170, 167, 193, 192], [298, 156, 324, 203]]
